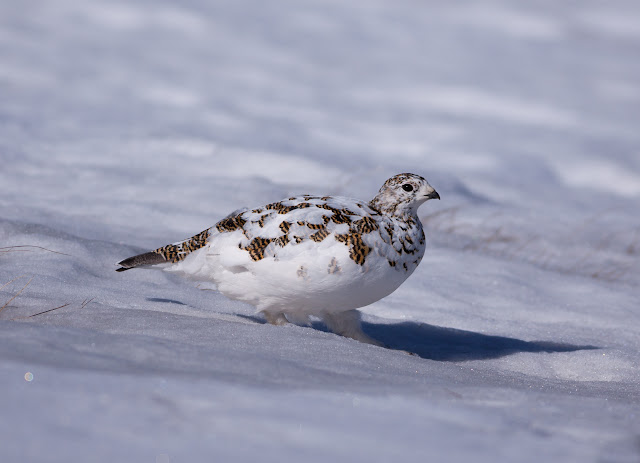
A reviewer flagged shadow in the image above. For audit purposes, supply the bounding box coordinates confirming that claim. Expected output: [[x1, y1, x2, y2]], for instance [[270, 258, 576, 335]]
[[236, 314, 267, 324], [233, 313, 598, 361], [146, 297, 187, 306], [360, 321, 599, 361]]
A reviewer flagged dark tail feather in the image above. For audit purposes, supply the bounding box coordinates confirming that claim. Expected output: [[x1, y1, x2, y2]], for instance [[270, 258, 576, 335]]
[[116, 251, 166, 272], [117, 228, 211, 272]]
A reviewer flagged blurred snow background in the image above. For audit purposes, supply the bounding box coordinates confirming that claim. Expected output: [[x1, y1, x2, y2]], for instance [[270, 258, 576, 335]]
[[1, 0, 639, 462]]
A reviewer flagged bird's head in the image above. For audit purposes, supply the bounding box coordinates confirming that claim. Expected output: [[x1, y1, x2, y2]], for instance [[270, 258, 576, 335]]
[[370, 173, 440, 216]]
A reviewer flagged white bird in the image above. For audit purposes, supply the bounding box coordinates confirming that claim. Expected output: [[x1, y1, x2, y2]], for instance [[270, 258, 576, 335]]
[[117, 173, 440, 345]]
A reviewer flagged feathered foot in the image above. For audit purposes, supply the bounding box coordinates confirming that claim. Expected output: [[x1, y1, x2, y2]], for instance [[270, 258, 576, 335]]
[[322, 309, 384, 347]]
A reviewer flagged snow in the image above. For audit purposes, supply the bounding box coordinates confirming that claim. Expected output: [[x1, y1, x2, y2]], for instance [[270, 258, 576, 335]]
[[1, 0, 639, 461]]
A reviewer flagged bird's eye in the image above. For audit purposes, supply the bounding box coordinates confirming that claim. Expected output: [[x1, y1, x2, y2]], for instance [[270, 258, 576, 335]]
[[402, 184, 413, 192]]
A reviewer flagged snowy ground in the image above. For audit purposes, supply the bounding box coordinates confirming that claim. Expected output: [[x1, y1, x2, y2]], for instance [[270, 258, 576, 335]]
[[1, 0, 639, 461]]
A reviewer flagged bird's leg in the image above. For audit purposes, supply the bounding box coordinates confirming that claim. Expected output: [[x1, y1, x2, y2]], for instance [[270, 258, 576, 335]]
[[323, 309, 384, 347], [262, 310, 289, 325]]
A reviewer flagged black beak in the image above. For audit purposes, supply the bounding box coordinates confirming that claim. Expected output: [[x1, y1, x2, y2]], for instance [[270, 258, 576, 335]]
[[425, 190, 441, 200]]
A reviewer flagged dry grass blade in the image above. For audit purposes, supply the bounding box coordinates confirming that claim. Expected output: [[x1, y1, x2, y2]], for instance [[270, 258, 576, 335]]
[[0, 275, 27, 292], [0, 277, 34, 313], [0, 245, 71, 256], [19, 303, 71, 319], [11, 297, 95, 320], [80, 298, 95, 309]]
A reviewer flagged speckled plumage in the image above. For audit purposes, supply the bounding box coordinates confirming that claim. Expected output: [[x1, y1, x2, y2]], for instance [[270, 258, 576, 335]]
[[117, 173, 440, 345]]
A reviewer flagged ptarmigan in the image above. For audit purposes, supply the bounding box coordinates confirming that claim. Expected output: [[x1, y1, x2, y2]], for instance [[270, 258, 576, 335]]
[[117, 173, 440, 345]]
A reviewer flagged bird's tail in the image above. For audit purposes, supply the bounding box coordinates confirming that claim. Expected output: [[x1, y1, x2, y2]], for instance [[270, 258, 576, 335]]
[[115, 251, 167, 272], [116, 228, 211, 272]]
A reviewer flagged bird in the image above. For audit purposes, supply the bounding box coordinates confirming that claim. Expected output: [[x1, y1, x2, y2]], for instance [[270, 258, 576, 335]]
[[116, 173, 440, 345]]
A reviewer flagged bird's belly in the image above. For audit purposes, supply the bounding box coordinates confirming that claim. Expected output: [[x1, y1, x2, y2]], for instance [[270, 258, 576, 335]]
[[208, 242, 414, 314]]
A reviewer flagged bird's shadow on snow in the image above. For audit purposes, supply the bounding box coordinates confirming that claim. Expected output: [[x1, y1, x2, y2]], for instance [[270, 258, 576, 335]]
[[235, 315, 598, 361], [360, 321, 599, 361]]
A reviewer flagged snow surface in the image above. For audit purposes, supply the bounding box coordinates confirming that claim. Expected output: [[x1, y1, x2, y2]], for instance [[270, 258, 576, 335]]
[[1, 0, 639, 461]]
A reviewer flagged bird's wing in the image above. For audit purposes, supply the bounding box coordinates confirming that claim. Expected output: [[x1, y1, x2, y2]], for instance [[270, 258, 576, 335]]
[[210, 196, 382, 267]]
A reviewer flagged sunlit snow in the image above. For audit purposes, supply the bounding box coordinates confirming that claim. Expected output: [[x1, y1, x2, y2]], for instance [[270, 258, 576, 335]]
[[1, 1, 639, 462]]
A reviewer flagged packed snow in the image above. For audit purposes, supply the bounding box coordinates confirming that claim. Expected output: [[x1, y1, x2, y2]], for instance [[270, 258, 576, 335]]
[[1, 0, 639, 462]]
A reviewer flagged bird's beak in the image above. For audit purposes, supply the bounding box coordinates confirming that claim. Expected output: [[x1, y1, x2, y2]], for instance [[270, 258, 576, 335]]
[[425, 190, 441, 200]]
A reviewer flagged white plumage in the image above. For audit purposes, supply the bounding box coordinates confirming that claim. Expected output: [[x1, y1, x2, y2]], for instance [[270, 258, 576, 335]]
[[117, 173, 440, 345]]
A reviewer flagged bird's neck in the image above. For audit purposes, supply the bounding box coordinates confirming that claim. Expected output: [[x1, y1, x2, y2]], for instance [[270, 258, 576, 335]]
[[368, 198, 419, 221]]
